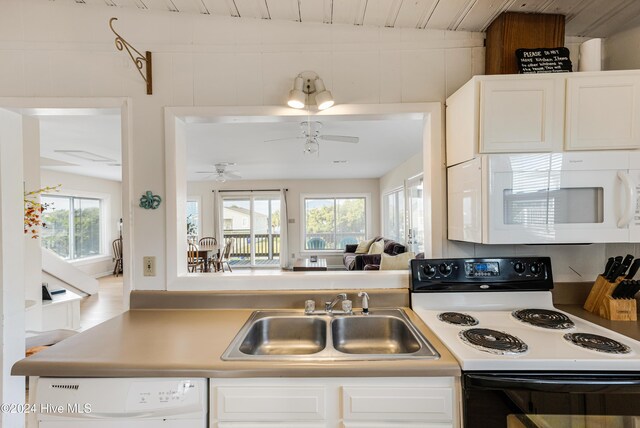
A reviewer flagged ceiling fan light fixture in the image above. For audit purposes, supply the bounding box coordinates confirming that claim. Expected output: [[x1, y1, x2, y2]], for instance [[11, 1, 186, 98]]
[[303, 139, 319, 155], [287, 76, 306, 109]]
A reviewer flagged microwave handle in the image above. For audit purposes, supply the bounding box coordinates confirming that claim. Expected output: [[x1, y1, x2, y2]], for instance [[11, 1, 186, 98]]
[[617, 171, 636, 228]]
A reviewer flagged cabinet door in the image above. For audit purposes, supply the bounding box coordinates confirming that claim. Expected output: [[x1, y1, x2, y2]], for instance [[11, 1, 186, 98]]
[[480, 78, 563, 153], [341, 386, 453, 422], [215, 386, 325, 421], [565, 74, 640, 150]]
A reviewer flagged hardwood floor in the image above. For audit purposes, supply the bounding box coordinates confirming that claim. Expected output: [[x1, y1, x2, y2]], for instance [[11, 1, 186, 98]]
[[79, 275, 126, 331]]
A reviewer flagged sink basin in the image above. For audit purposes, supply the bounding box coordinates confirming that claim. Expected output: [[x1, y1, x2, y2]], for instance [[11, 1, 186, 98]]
[[331, 316, 421, 354], [239, 317, 326, 355], [222, 309, 439, 361]]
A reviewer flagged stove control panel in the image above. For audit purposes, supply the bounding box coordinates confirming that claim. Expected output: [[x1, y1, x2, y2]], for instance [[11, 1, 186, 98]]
[[411, 257, 553, 292]]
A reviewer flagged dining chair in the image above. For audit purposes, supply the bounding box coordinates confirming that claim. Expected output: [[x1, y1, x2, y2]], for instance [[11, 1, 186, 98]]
[[217, 239, 234, 272], [112, 238, 123, 277], [187, 242, 204, 273], [198, 237, 218, 272]]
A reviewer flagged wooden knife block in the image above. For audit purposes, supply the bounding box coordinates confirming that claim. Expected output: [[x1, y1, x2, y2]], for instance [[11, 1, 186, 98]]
[[584, 275, 637, 321]]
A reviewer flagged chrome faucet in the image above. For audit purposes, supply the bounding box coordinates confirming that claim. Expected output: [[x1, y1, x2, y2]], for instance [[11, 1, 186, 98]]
[[325, 293, 347, 313], [358, 291, 370, 315]]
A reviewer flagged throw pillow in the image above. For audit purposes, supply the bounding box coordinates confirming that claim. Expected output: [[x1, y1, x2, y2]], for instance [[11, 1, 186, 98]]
[[354, 237, 377, 254], [367, 240, 385, 255], [379, 252, 416, 270]]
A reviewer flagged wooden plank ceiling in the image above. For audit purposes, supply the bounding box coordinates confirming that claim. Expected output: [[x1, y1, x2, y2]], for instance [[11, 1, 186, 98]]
[[59, 0, 640, 37]]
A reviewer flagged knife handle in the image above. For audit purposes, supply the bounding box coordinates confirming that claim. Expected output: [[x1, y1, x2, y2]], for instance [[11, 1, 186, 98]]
[[625, 259, 640, 280]]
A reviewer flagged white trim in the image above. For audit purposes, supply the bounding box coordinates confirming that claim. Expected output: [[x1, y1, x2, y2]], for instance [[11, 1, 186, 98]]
[[299, 192, 371, 252], [69, 254, 112, 266], [165, 103, 444, 291]]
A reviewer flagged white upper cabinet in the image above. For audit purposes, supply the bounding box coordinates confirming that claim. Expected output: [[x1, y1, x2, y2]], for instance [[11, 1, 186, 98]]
[[565, 73, 640, 150], [446, 74, 564, 166], [446, 71, 640, 167], [479, 77, 564, 154]]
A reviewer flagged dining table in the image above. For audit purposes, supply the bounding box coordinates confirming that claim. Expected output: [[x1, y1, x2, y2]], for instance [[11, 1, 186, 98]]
[[193, 244, 219, 272]]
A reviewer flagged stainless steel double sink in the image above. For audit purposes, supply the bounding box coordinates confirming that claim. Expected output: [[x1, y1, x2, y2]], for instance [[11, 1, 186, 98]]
[[221, 309, 440, 361]]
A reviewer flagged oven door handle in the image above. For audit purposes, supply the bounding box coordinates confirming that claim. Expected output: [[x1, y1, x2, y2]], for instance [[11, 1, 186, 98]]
[[466, 374, 640, 393]]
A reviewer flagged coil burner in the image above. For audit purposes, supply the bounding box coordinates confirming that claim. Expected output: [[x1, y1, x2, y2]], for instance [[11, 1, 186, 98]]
[[512, 309, 575, 330], [564, 333, 631, 354], [438, 312, 479, 326], [460, 328, 528, 355]]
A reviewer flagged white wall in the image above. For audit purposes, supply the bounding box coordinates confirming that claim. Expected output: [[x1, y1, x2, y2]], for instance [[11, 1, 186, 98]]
[[188, 178, 380, 266], [0, 0, 485, 290], [379, 153, 423, 196], [40, 169, 122, 277]]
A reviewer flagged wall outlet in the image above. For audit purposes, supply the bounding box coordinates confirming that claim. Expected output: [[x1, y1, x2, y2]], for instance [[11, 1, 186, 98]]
[[291, 253, 295, 259], [143, 256, 156, 277]]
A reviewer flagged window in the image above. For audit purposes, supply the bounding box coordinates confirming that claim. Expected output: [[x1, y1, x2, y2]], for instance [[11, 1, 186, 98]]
[[303, 196, 367, 251], [41, 195, 102, 260], [186, 199, 199, 239], [383, 189, 405, 242]]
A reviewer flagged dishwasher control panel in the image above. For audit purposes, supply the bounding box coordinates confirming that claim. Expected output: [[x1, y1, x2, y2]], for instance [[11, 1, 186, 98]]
[[36, 378, 206, 417]]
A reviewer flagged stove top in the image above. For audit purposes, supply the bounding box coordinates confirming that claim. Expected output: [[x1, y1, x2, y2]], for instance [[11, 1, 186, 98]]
[[410, 257, 640, 371]]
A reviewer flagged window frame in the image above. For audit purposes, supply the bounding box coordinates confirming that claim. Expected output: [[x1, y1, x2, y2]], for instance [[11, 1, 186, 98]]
[[186, 195, 202, 240], [300, 193, 371, 254], [382, 186, 406, 243], [41, 191, 109, 261]]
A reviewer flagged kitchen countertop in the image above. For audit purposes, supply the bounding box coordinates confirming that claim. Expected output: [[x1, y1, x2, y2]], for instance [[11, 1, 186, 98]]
[[558, 304, 640, 342], [11, 307, 461, 378]]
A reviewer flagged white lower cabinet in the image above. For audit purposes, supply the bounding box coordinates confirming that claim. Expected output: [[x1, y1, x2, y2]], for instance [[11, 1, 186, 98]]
[[210, 377, 459, 428]]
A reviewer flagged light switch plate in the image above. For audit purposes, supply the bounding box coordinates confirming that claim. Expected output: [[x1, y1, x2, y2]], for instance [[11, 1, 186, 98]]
[[143, 256, 156, 276]]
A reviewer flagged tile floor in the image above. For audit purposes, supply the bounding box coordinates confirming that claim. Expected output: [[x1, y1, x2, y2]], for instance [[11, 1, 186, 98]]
[[79, 275, 126, 331]]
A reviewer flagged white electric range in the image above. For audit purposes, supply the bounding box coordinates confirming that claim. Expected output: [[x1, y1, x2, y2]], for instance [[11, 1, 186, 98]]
[[410, 257, 640, 428]]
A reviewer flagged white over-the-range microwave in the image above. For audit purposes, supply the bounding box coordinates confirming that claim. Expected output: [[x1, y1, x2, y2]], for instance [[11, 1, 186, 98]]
[[447, 152, 640, 244]]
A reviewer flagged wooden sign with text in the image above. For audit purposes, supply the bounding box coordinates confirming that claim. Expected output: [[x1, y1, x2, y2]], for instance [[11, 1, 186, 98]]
[[516, 47, 572, 74]]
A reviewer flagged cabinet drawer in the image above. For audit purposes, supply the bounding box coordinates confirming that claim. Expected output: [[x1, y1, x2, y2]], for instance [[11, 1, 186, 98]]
[[342, 386, 453, 422], [342, 423, 452, 428], [216, 386, 325, 421], [218, 423, 328, 428]]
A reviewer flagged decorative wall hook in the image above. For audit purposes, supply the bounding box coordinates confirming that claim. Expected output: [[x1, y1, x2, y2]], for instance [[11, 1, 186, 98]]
[[139, 191, 162, 210], [109, 17, 153, 95]]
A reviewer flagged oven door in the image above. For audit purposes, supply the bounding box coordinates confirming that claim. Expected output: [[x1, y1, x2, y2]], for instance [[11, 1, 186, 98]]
[[464, 372, 640, 428]]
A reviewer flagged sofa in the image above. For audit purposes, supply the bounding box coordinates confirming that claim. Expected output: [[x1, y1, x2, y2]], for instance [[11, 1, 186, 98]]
[[342, 238, 406, 270]]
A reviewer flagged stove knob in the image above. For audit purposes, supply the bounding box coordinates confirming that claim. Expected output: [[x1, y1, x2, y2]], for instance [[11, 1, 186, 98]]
[[422, 264, 437, 277], [438, 263, 452, 276], [513, 261, 526, 274], [529, 263, 541, 275]]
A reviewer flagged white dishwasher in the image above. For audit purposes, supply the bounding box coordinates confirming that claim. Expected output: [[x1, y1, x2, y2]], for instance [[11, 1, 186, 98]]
[[33, 377, 207, 427]]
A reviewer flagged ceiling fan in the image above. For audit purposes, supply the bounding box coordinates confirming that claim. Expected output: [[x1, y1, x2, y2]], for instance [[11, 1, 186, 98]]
[[195, 162, 241, 182], [264, 121, 359, 154]]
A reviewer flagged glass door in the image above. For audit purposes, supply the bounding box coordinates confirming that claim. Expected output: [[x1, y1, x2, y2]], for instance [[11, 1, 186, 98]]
[[406, 174, 424, 253], [253, 197, 280, 267], [222, 194, 280, 268]]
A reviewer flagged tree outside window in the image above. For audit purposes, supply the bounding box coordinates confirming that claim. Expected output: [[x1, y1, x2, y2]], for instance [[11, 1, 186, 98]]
[[304, 197, 366, 250]]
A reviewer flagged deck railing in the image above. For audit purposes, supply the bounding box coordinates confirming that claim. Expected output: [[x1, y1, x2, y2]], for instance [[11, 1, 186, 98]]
[[224, 233, 280, 259]]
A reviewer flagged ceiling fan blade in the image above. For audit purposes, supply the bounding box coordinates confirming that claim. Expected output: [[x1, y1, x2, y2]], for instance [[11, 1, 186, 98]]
[[320, 135, 359, 143], [195, 171, 215, 174], [224, 172, 242, 180], [264, 137, 305, 143]]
